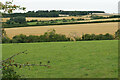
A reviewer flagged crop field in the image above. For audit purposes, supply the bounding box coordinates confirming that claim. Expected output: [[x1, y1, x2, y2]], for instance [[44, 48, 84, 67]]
[[2, 13, 117, 22], [2, 16, 86, 22], [5, 22, 118, 38], [2, 40, 118, 78]]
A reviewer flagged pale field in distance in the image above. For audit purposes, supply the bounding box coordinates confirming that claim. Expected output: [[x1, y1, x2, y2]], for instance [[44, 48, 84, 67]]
[[2, 16, 88, 22], [5, 22, 118, 38]]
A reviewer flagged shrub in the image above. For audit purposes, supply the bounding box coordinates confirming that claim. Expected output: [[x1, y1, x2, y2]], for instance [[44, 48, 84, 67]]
[[39, 29, 69, 42], [6, 20, 15, 24], [2, 37, 11, 43], [82, 33, 114, 41], [2, 59, 21, 79], [104, 33, 114, 40], [2, 50, 50, 79], [12, 34, 27, 43], [82, 34, 92, 40], [26, 35, 40, 43], [115, 29, 120, 39]]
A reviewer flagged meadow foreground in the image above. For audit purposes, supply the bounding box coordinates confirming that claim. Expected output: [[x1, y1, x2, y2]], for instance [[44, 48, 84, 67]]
[[2, 40, 118, 78]]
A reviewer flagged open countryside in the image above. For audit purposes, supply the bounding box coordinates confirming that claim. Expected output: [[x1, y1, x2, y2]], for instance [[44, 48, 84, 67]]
[[1, 0, 119, 78]]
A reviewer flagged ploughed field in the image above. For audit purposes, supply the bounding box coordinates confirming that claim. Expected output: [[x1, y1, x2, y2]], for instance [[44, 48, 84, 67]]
[[5, 22, 118, 38], [2, 40, 118, 78]]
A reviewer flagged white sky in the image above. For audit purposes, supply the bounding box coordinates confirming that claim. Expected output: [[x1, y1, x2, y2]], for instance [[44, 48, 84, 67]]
[[1, 0, 120, 13]]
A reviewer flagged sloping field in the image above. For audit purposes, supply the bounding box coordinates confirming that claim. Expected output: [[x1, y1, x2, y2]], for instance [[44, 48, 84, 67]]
[[2, 16, 85, 22], [2, 40, 118, 78], [5, 22, 118, 38]]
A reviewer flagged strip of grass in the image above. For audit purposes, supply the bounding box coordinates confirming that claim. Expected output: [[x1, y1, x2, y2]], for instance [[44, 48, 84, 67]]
[[2, 40, 118, 78]]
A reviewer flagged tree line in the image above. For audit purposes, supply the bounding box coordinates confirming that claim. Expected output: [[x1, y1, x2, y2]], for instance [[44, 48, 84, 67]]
[[2, 10, 105, 17], [91, 15, 120, 19]]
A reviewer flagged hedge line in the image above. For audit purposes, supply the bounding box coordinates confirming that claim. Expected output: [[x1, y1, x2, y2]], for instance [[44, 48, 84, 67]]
[[2, 29, 116, 43], [3, 20, 120, 28]]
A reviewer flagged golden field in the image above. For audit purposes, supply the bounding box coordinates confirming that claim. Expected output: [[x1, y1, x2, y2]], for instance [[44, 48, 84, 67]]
[[5, 22, 118, 38], [2, 16, 87, 22]]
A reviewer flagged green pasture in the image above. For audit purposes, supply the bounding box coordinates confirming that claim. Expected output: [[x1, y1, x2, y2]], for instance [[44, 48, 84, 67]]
[[2, 40, 118, 78]]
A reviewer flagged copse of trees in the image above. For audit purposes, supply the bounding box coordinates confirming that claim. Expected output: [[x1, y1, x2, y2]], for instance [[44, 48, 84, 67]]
[[6, 16, 26, 24]]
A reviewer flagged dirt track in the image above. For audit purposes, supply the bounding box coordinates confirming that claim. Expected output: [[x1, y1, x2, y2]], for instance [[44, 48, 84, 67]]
[[5, 22, 118, 38]]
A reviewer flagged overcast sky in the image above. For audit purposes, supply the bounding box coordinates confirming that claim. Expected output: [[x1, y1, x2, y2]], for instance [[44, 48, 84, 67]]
[[1, 0, 120, 13]]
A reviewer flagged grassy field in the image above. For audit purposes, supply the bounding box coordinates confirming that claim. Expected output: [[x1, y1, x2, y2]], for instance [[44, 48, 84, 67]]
[[2, 40, 118, 78], [5, 22, 118, 38]]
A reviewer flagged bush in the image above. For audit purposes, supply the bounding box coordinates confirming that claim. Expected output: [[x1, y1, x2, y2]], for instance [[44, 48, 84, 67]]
[[115, 29, 120, 39], [2, 37, 11, 43], [26, 35, 40, 43], [12, 34, 27, 43], [2, 60, 21, 79], [39, 29, 69, 42], [6, 20, 15, 24], [82, 33, 114, 41], [104, 33, 114, 40]]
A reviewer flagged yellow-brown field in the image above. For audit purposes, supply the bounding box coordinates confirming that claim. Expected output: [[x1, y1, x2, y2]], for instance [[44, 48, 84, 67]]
[[2, 18, 10, 22], [2, 16, 87, 22], [26, 16, 87, 21], [5, 22, 118, 38]]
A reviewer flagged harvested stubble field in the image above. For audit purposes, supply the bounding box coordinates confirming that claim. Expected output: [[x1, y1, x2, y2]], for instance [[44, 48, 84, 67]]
[[5, 22, 118, 38]]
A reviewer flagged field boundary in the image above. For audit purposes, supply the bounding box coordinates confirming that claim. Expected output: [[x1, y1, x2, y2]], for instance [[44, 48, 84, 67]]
[[3, 19, 120, 28]]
